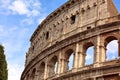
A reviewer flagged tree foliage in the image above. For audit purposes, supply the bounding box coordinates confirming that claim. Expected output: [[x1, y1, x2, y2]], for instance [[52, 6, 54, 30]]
[[0, 45, 8, 80]]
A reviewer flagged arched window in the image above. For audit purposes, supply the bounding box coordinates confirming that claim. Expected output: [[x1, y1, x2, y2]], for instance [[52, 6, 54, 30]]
[[68, 53, 74, 70], [83, 42, 94, 65], [85, 46, 94, 65], [64, 49, 74, 71], [46, 31, 49, 40], [105, 36, 118, 61], [48, 56, 58, 77], [70, 15, 76, 24], [106, 40, 118, 60], [54, 62, 58, 73], [39, 62, 45, 80]]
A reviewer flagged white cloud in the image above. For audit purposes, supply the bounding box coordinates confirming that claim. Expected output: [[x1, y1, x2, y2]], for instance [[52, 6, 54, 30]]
[[0, 0, 12, 15], [0, 0, 42, 17], [8, 0, 29, 15], [106, 40, 118, 60], [21, 18, 34, 25], [0, 0, 46, 26], [8, 63, 24, 80], [107, 40, 118, 54], [0, 0, 10, 8], [86, 54, 92, 60], [86, 47, 94, 60]]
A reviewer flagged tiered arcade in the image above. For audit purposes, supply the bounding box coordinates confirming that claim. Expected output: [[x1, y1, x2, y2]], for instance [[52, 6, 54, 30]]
[[21, 0, 120, 80]]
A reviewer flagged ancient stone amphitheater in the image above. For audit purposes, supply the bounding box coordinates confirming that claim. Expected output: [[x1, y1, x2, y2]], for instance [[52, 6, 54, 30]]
[[21, 0, 120, 80]]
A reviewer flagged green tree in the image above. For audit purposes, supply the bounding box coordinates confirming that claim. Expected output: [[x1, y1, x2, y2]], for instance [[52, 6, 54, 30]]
[[0, 45, 8, 80]]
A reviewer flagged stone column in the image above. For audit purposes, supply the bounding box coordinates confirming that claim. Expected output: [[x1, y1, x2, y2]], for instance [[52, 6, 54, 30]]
[[78, 44, 85, 67], [57, 51, 62, 74], [35, 71, 39, 80], [93, 77, 96, 80], [94, 35, 101, 67], [44, 58, 48, 79], [57, 61, 61, 74], [99, 44, 106, 62], [79, 52, 86, 67], [58, 50, 66, 73], [73, 43, 79, 69]]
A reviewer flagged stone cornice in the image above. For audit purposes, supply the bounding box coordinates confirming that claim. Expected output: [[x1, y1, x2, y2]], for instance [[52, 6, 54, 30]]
[[30, 0, 82, 42]]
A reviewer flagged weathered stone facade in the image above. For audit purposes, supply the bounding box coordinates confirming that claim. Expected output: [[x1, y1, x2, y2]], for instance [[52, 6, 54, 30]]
[[21, 0, 120, 80]]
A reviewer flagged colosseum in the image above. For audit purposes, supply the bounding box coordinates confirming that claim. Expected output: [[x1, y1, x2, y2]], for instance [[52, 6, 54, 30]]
[[21, 0, 120, 80]]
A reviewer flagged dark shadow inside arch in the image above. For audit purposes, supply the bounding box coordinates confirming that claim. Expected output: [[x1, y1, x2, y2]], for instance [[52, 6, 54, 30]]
[[65, 49, 74, 70], [49, 56, 58, 77], [39, 62, 45, 79]]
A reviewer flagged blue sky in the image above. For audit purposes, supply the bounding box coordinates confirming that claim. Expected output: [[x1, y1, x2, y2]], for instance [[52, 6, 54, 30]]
[[0, 0, 119, 80]]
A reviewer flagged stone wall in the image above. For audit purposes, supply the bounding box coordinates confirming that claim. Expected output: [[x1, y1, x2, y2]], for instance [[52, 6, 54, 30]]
[[21, 0, 120, 80]]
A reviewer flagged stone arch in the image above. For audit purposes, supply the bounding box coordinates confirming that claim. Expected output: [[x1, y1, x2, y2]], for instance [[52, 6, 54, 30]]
[[104, 35, 118, 47], [63, 49, 75, 71], [48, 55, 58, 77], [38, 62, 45, 80], [104, 35, 119, 60], [83, 42, 95, 65], [30, 68, 36, 80]]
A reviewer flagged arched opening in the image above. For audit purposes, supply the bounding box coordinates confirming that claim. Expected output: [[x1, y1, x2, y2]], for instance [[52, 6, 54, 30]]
[[85, 46, 94, 65], [46, 31, 49, 40], [31, 68, 36, 80], [39, 62, 45, 79], [64, 49, 74, 71], [105, 36, 118, 61], [54, 62, 58, 73], [70, 15, 76, 24], [68, 53, 74, 70], [48, 56, 58, 77], [84, 42, 94, 65]]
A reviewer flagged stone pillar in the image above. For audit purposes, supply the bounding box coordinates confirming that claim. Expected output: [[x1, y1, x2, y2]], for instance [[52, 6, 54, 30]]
[[60, 59, 64, 73], [44, 59, 48, 79], [99, 44, 106, 62], [57, 51, 62, 74], [94, 35, 101, 67], [79, 44, 85, 67], [64, 59, 69, 71], [35, 71, 39, 80], [73, 43, 79, 69], [79, 52, 86, 67], [58, 49, 67, 73], [57, 61, 61, 74], [93, 77, 96, 80]]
